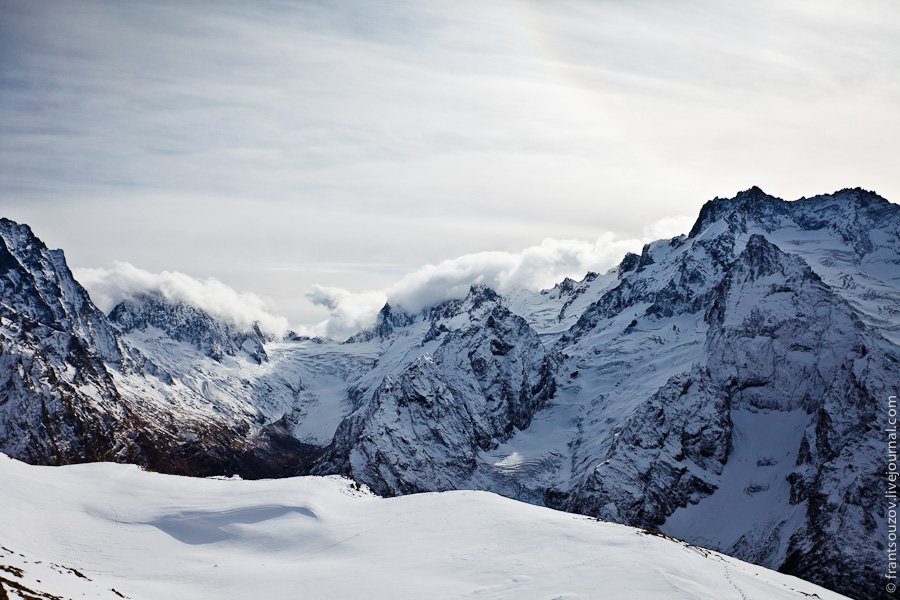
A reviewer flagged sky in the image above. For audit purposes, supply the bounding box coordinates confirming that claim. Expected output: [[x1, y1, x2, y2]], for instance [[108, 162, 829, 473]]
[[1, 0, 898, 337]]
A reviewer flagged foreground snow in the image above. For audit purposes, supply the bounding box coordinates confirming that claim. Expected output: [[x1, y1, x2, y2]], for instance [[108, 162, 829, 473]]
[[0, 455, 846, 600]]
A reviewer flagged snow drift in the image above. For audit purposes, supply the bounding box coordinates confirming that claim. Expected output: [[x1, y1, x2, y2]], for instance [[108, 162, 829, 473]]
[[0, 454, 847, 600]]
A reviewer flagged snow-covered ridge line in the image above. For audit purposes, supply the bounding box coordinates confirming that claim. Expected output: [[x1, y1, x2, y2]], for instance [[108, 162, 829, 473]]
[[74, 215, 695, 340], [0, 454, 849, 600], [75, 261, 290, 337], [66, 186, 894, 342]]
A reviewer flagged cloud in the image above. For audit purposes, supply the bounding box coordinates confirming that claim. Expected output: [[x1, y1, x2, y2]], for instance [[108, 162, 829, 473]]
[[303, 285, 388, 338], [2, 0, 897, 330], [75, 262, 290, 336], [72, 215, 692, 341], [306, 215, 694, 339]]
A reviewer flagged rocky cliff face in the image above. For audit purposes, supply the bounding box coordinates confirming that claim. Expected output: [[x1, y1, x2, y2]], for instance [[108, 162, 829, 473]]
[[539, 190, 898, 600], [0, 187, 896, 599], [0, 219, 314, 477], [554, 230, 894, 597], [0, 218, 128, 464], [0, 218, 122, 365], [320, 286, 555, 495], [109, 294, 268, 363]]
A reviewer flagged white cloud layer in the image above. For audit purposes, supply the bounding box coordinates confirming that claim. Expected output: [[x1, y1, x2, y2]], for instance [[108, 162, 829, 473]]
[[305, 215, 694, 338], [75, 216, 692, 341], [75, 262, 290, 336]]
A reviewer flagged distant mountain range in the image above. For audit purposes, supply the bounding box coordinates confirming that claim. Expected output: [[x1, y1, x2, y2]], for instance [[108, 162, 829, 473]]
[[1, 187, 897, 599]]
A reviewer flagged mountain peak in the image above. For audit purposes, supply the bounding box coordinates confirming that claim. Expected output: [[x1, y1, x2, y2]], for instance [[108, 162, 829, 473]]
[[373, 302, 414, 338], [0, 217, 39, 244], [689, 187, 787, 238], [344, 301, 415, 343], [466, 283, 500, 304], [0, 217, 122, 365], [735, 185, 770, 200], [109, 294, 267, 363]]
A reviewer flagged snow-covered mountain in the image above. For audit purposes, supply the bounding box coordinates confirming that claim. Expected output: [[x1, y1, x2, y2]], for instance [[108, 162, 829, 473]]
[[0, 217, 320, 476], [0, 454, 848, 600], [319, 285, 556, 496], [109, 294, 269, 363], [0, 187, 896, 599]]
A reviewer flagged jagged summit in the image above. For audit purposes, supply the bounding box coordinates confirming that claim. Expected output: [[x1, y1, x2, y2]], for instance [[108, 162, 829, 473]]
[[347, 285, 511, 344], [688, 185, 895, 241], [735, 184, 772, 199], [0, 217, 122, 365], [0, 217, 39, 247], [109, 293, 268, 363], [428, 284, 504, 319], [802, 186, 888, 205], [689, 185, 784, 237], [345, 301, 415, 343]]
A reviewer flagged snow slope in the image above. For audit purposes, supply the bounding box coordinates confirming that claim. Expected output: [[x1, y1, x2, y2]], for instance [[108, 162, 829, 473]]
[[0, 454, 847, 600]]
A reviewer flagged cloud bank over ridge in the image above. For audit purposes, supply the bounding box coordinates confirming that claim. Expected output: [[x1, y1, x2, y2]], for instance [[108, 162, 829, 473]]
[[76, 216, 692, 340], [76, 262, 291, 336], [305, 215, 694, 338]]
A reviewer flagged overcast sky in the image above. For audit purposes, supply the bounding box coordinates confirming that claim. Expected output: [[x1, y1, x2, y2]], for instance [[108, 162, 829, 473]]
[[1, 0, 898, 334]]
